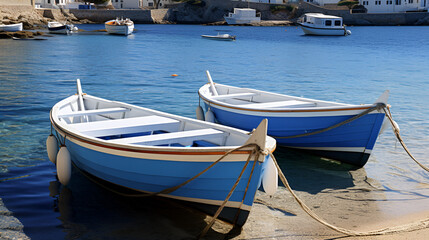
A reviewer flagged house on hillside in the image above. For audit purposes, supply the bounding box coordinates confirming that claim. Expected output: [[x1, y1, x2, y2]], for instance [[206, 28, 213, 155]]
[[111, 0, 173, 9], [304, 0, 428, 12], [35, 0, 85, 9]]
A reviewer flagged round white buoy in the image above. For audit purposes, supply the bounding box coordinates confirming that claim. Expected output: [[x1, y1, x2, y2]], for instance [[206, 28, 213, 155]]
[[46, 134, 58, 164], [346, 30, 352, 35], [391, 119, 400, 134], [205, 109, 215, 123], [196, 105, 205, 121], [56, 146, 72, 186], [262, 156, 278, 196]]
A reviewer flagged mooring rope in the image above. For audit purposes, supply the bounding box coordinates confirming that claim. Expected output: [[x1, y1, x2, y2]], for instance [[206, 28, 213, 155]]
[[274, 103, 385, 139], [383, 106, 429, 172], [269, 151, 429, 236]]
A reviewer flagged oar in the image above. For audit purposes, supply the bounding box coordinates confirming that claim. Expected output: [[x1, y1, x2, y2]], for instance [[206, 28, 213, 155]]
[[205, 70, 218, 96]]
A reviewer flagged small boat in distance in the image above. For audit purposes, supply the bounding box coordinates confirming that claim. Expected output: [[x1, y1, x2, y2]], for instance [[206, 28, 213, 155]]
[[105, 18, 134, 35], [48, 21, 78, 35], [297, 13, 351, 36], [224, 8, 261, 25], [48, 79, 277, 226], [198, 71, 390, 167], [201, 33, 236, 41], [0, 23, 23, 32]]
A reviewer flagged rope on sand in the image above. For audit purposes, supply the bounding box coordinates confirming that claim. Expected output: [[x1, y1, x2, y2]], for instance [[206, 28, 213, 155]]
[[270, 151, 429, 236]]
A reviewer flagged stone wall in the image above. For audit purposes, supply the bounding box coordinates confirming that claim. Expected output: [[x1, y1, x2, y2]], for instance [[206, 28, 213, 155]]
[[69, 9, 154, 24]]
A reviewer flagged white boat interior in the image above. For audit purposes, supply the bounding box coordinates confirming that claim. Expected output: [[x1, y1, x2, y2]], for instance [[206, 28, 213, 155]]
[[199, 83, 370, 110], [54, 94, 272, 148]]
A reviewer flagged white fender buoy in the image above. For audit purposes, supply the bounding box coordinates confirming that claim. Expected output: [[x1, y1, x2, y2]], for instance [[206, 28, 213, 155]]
[[391, 120, 400, 134], [196, 105, 205, 121], [262, 156, 278, 196], [346, 30, 352, 35], [46, 134, 58, 164], [205, 108, 215, 123], [56, 146, 72, 186]]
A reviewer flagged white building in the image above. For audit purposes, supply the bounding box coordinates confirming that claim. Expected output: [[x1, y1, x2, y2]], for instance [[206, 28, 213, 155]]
[[111, 0, 173, 9], [304, 0, 428, 12], [111, 0, 141, 9], [360, 0, 428, 13], [35, 0, 84, 9], [141, 0, 174, 8]]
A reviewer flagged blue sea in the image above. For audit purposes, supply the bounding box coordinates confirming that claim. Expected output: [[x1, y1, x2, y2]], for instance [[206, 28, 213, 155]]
[[1, 24, 429, 239]]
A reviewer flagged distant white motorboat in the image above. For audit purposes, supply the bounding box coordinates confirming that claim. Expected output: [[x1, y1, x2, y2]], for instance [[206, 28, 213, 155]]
[[0, 23, 23, 32], [48, 21, 78, 35], [297, 13, 351, 36], [105, 18, 134, 36], [201, 33, 236, 41], [224, 8, 261, 25]]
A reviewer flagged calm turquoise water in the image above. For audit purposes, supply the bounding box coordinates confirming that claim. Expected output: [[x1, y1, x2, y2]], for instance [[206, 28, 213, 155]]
[[1, 24, 429, 239]]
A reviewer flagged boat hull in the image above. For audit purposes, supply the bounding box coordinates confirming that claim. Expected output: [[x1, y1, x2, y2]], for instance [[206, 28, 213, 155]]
[[48, 25, 71, 35], [0, 23, 23, 32], [298, 23, 347, 36], [52, 122, 269, 226], [201, 102, 385, 167], [105, 23, 134, 35]]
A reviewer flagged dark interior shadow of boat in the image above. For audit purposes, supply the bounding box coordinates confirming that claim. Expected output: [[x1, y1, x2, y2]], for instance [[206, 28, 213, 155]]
[[273, 148, 363, 194], [50, 165, 240, 240]]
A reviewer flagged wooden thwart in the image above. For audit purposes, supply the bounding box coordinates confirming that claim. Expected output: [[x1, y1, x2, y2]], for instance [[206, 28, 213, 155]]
[[211, 92, 257, 100], [71, 115, 180, 137], [240, 100, 316, 109], [108, 128, 224, 146]]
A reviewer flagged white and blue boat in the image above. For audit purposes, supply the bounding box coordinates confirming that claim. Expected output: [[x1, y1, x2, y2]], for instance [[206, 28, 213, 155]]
[[48, 21, 78, 35], [48, 80, 277, 226], [198, 71, 389, 167]]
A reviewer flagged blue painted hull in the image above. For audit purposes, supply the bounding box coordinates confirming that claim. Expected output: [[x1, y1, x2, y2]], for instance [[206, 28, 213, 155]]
[[56, 132, 267, 225], [203, 103, 385, 167]]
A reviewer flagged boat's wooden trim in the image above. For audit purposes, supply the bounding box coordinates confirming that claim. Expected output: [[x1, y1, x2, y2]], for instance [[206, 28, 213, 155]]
[[108, 128, 224, 146]]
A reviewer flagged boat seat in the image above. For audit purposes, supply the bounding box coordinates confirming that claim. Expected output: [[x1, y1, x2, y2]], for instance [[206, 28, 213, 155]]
[[240, 100, 317, 109], [58, 107, 130, 118], [108, 128, 224, 146], [70, 115, 181, 137], [211, 92, 257, 100]]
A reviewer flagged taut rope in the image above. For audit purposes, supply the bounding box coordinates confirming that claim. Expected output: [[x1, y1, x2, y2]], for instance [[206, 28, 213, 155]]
[[383, 106, 429, 172], [274, 103, 385, 139]]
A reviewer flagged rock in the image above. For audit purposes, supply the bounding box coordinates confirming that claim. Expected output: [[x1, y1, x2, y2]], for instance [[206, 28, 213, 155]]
[[0, 31, 45, 39]]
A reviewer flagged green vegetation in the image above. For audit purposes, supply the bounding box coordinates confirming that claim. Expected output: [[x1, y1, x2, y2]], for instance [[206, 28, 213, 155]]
[[337, 0, 359, 9], [270, 5, 295, 13]]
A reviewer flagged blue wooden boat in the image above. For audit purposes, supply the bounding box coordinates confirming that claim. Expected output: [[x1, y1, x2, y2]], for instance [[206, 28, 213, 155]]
[[197, 71, 389, 167], [47, 80, 277, 226]]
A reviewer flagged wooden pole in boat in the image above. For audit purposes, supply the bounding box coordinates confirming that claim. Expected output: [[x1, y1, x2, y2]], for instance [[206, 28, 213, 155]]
[[206, 70, 218, 96], [76, 79, 87, 122]]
